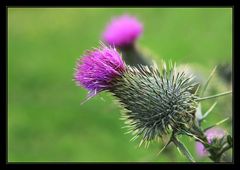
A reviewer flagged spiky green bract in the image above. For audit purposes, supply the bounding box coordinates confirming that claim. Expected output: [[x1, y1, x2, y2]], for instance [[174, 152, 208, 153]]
[[109, 63, 199, 144]]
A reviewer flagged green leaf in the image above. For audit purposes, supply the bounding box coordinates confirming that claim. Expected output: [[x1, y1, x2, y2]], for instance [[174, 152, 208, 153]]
[[172, 136, 195, 162], [227, 135, 232, 146], [157, 138, 172, 155]]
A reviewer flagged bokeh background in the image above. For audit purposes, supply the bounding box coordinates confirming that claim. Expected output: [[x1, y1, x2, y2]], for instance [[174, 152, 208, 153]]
[[8, 8, 232, 162]]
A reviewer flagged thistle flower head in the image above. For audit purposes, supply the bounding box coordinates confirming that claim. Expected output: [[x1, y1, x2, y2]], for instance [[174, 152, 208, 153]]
[[74, 45, 199, 145], [74, 45, 126, 97], [196, 127, 225, 156], [102, 14, 143, 47]]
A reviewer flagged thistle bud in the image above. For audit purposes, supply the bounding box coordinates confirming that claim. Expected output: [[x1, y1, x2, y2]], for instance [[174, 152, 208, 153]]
[[109, 64, 198, 142]]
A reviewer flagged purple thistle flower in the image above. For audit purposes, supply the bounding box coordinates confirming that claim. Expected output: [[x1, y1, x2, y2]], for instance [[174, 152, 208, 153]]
[[74, 45, 126, 100], [196, 127, 225, 157], [102, 14, 143, 47]]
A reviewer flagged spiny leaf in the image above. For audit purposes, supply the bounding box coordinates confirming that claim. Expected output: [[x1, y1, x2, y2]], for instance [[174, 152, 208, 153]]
[[157, 135, 173, 155], [172, 136, 195, 162]]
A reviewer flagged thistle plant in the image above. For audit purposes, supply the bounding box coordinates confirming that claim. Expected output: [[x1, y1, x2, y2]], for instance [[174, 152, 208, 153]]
[[102, 14, 152, 66], [74, 44, 232, 162]]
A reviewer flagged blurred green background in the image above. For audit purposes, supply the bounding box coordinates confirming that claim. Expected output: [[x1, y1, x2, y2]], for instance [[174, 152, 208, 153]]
[[8, 8, 232, 162]]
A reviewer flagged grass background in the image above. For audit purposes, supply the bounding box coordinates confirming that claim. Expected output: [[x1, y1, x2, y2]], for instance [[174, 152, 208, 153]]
[[8, 8, 232, 162]]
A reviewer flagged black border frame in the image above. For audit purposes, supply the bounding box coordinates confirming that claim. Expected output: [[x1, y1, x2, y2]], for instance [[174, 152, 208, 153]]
[[1, 0, 239, 168]]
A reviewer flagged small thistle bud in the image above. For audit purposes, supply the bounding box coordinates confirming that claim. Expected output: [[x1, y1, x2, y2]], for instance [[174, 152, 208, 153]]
[[195, 127, 225, 157], [102, 15, 143, 47]]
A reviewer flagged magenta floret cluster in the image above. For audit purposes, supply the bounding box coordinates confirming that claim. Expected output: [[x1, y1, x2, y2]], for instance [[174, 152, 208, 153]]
[[74, 46, 126, 96]]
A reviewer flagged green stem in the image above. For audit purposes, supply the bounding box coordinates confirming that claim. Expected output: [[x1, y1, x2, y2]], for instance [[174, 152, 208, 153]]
[[196, 91, 232, 102]]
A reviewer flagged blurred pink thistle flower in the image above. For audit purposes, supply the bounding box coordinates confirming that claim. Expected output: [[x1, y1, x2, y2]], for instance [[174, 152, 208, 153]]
[[102, 15, 143, 47], [196, 127, 225, 157]]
